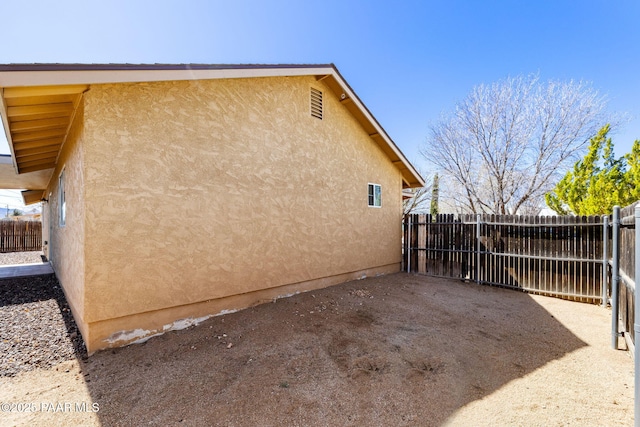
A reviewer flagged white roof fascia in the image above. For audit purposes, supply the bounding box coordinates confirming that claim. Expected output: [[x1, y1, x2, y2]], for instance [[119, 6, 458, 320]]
[[0, 67, 335, 88]]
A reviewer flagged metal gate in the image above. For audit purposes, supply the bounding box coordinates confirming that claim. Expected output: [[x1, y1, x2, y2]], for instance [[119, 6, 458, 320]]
[[403, 213, 605, 303]]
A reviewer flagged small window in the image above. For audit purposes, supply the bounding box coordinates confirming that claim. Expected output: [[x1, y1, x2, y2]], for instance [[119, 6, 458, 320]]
[[59, 170, 66, 227], [310, 87, 323, 119], [368, 183, 381, 207]]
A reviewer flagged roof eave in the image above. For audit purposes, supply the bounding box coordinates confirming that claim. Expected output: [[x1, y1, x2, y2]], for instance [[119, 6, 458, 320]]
[[0, 63, 425, 189], [321, 67, 425, 188], [0, 63, 337, 87]]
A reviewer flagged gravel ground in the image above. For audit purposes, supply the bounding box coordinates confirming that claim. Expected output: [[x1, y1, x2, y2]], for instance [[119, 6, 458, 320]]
[[0, 252, 86, 377], [0, 251, 46, 266]]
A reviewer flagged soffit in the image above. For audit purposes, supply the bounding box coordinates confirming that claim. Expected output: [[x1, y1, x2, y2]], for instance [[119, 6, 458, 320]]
[[22, 189, 45, 205], [1, 84, 87, 174]]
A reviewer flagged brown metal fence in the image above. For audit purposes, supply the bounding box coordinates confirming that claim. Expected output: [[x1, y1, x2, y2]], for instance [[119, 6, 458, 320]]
[[0, 220, 42, 253], [404, 213, 605, 303]]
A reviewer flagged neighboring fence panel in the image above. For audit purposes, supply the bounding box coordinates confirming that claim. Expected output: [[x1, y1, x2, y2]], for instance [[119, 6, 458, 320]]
[[405, 214, 477, 280], [405, 213, 473, 281], [404, 213, 605, 303], [616, 202, 637, 350], [0, 220, 42, 253]]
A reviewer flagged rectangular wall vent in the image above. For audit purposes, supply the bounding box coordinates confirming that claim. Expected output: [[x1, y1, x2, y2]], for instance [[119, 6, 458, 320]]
[[310, 88, 323, 120]]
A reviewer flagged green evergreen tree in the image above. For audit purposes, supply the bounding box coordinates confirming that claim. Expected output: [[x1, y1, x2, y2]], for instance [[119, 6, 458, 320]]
[[546, 125, 639, 215], [430, 174, 439, 217], [624, 139, 640, 203]]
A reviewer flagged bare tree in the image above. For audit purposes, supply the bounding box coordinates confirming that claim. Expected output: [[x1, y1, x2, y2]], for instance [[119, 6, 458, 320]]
[[421, 74, 612, 215], [403, 170, 433, 218], [403, 186, 431, 218]]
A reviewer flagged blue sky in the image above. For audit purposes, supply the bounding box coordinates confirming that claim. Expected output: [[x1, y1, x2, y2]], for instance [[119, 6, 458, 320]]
[[0, 0, 638, 206]]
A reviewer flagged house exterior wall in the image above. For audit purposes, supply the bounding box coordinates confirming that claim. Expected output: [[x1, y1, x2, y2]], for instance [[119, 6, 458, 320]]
[[76, 76, 402, 351], [45, 103, 87, 338]]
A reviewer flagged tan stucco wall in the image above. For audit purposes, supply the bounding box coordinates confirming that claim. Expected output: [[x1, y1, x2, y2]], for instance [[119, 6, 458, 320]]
[[45, 102, 87, 338], [76, 76, 402, 351]]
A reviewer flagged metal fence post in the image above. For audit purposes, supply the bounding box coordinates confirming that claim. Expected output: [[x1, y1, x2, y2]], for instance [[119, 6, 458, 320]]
[[476, 214, 481, 284], [407, 215, 412, 274], [634, 205, 640, 427], [612, 206, 620, 350], [602, 215, 609, 308]]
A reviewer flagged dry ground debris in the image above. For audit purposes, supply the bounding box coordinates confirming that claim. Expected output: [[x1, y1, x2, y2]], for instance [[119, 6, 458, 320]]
[[0, 271, 634, 426]]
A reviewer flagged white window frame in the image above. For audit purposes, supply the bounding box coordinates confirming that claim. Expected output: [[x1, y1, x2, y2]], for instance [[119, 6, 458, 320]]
[[59, 169, 66, 227], [368, 183, 382, 208]]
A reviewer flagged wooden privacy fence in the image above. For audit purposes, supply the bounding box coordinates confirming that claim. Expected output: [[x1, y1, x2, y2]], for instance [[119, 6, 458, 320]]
[[0, 220, 42, 253], [403, 214, 605, 303], [607, 202, 640, 427], [613, 202, 638, 352]]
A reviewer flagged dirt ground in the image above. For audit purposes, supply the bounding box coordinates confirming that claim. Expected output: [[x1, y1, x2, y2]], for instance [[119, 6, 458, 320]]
[[0, 273, 634, 426]]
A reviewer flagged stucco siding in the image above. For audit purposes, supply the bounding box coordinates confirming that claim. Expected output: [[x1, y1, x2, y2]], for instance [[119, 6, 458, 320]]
[[46, 103, 86, 333], [81, 76, 402, 326]]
